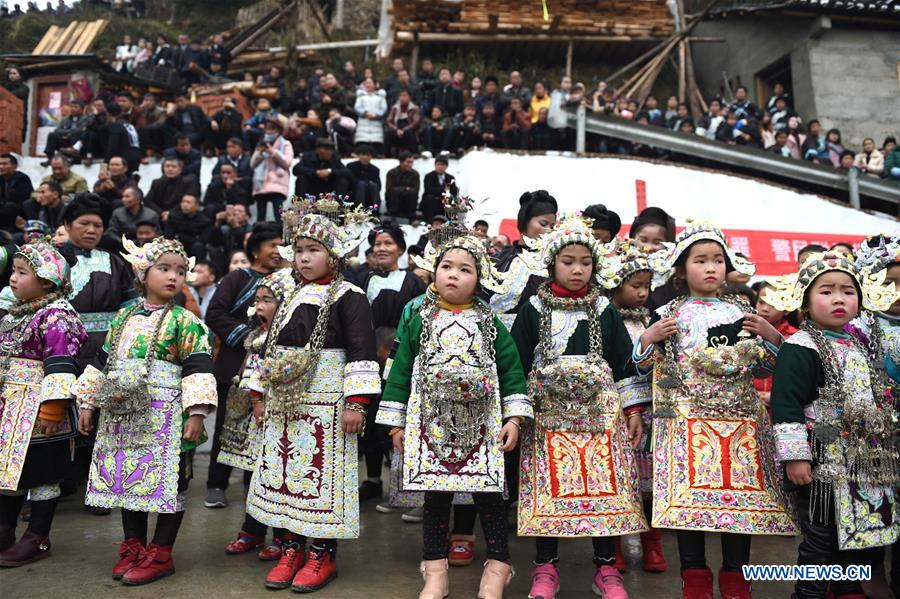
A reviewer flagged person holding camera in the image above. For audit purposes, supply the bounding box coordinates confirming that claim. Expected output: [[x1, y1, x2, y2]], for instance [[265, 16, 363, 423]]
[[250, 118, 292, 223]]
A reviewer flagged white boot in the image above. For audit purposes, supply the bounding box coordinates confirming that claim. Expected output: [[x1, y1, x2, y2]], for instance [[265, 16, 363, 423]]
[[477, 559, 514, 599], [419, 559, 449, 599]]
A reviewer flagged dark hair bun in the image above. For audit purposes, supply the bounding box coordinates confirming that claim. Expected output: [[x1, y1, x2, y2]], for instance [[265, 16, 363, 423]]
[[55, 243, 78, 268]]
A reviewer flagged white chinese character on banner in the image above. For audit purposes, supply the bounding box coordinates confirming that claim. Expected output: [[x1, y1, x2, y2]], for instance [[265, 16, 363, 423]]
[[770, 239, 793, 262], [730, 236, 751, 258], [791, 240, 809, 260]]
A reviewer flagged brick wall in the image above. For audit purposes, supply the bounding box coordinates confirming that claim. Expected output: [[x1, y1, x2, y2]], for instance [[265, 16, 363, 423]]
[[194, 93, 254, 123], [0, 87, 25, 155]]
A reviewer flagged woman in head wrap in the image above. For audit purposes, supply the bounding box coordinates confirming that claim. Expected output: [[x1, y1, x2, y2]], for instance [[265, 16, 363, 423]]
[[582, 204, 621, 243], [360, 221, 427, 504], [488, 190, 558, 329], [629, 206, 677, 310]]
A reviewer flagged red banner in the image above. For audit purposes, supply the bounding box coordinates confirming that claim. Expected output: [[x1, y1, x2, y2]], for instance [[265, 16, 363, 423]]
[[498, 220, 864, 277]]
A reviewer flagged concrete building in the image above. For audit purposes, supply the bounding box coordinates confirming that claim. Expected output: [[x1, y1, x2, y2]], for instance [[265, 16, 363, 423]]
[[689, 0, 900, 146]]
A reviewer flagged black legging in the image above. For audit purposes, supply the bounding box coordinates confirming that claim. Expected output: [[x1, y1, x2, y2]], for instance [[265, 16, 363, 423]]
[[452, 504, 477, 535], [535, 536, 615, 566], [423, 492, 508, 561], [121, 451, 193, 547], [242, 512, 286, 541], [0, 494, 57, 537], [793, 486, 864, 598], [676, 530, 751, 572]]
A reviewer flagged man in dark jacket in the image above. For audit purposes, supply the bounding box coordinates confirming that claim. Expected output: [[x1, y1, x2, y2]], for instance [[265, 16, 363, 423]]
[[428, 68, 464, 118], [208, 96, 244, 153], [91, 156, 136, 217], [203, 163, 250, 216], [104, 103, 142, 175], [212, 137, 253, 195], [419, 155, 457, 223], [166, 94, 207, 149], [163, 135, 202, 178], [385, 151, 420, 220], [728, 86, 760, 121], [292, 138, 351, 197], [164, 192, 209, 258], [144, 156, 201, 218], [22, 179, 66, 231], [42, 98, 87, 165], [347, 144, 381, 212], [0, 153, 34, 208]]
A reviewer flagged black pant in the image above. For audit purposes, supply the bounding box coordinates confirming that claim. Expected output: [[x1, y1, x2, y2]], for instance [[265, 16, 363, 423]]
[[122, 451, 193, 546], [419, 194, 444, 223], [386, 129, 418, 155], [501, 129, 528, 150], [207, 383, 234, 490], [254, 192, 286, 223], [243, 512, 286, 541], [793, 486, 864, 598], [43, 130, 79, 158], [676, 530, 751, 572], [0, 494, 57, 537], [138, 125, 167, 155], [423, 491, 508, 561], [353, 179, 381, 213], [295, 174, 350, 199], [535, 536, 615, 566], [452, 504, 477, 535], [362, 397, 391, 479], [386, 189, 418, 220]]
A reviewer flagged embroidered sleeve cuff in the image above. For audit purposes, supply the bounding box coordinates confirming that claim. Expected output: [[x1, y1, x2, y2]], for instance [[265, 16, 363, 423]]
[[39, 372, 76, 403], [188, 406, 210, 417], [501, 393, 533, 420], [375, 400, 407, 428], [617, 375, 653, 410], [225, 324, 250, 348], [774, 422, 812, 462], [182, 372, 218, 411], [344, 360, 381, 397], [73, 364, 106, 408], [346, 395, 370, 405], [632, 337, 655, 373]]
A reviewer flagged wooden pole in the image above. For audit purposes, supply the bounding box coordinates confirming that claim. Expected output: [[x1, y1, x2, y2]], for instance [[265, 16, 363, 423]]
[[565, 39, 573, 78], [335, 0, 344, 28], [678, 39, 687, 102], [410, 40, 419, 79]]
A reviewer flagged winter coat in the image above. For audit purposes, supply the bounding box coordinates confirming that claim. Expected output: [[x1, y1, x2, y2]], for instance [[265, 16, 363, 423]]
[[250, 136, 293, 197], [354, 89, 388, 144], [854, 149, 884, 176], [386, 102, 421, 133]]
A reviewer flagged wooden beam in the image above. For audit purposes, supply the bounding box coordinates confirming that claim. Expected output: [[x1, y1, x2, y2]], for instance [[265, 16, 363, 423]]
[[46, 21, 78, 55], [410, 41, 420, 78], [565, 39, 573, 78], [32, 25, 60, 55], [63, 21, 90, 54], [394, 31, 659, 43], [294, 39, 378, 51], [304, 0, 333, 42], [549, 14, 562, 33]]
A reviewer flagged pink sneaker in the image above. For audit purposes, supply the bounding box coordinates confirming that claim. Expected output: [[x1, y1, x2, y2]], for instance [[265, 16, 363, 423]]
[[593, 564, 629, 598], [528, 562, 560, 599]]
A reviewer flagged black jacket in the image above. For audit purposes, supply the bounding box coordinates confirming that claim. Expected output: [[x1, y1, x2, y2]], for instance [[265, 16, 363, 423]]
[[0, 171, 34, 207], [422, 171, 456, 199], [211, 108, 243, 139], [166, 106, 208, 138], [164, 207, 210, 246], [347, 161, 381, 189], [104, 117, 141, 166], [144, 174, 201, 214], [22, 198, 66, 230], [204, 178, 251, 215], [163, 147, 202, 178], [293, 151, 352, 195], [429, 84, 464, 117]]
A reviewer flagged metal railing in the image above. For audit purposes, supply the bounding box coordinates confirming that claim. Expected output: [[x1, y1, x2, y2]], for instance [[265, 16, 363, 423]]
[[568, 106, 900, 212]]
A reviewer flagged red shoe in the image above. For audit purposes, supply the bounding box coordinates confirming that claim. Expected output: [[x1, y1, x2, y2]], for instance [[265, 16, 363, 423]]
[[613, 537, 627, 573], [682, 568, 714, 599], [640, 528, 667, 573], [258, 538, 284, 561], [718, 568, 751, 599], [448, 534, 475, 567], [265, 544, 306, 589], [225, 531, 265, 555], [291, 548, 337, 593], [121, 544, 174, 586], [111, 537, 145, 580]]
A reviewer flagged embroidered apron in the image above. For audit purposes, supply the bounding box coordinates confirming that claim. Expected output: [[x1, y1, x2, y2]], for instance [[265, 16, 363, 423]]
[[85, 360, 184, 513], [246, 349, 360, 539], [518, 356, 647, 537], [0, 358, 75, 490], [651, 376, 796, 534]]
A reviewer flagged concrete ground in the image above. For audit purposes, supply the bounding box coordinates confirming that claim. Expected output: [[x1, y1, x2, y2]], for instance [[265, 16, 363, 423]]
[[6, 454, 800, 598]]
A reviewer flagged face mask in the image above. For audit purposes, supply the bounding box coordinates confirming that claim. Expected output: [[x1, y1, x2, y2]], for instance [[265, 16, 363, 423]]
[[263, 133, 276, 143]]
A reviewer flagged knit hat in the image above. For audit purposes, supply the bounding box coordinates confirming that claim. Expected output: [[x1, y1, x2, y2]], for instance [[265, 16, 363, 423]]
[[516, 190, 558, 234], [582, 204, 621, 237]]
